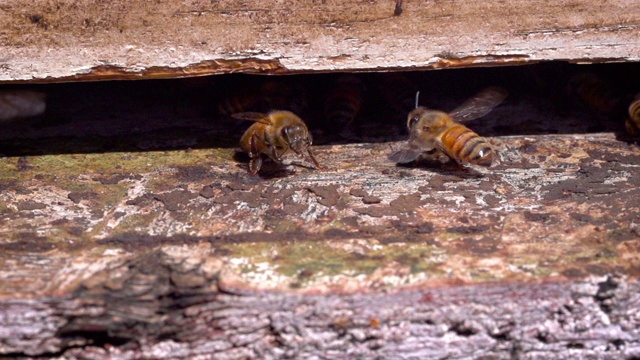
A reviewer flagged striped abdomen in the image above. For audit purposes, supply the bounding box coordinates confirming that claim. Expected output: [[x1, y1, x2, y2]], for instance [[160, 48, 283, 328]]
[[626, 96, 640, 136], [440, 124, 495, 166]]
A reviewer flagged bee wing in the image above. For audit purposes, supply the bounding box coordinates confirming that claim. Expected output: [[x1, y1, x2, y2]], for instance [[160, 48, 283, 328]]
[[388, 136, 429, 163], [231, 112, 271, 125], [448, 86, 508, 123]]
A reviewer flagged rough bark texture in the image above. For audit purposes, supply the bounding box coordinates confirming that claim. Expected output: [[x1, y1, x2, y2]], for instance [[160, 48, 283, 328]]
[[2, 252, 640, 359], [0, 0, 639, 81]]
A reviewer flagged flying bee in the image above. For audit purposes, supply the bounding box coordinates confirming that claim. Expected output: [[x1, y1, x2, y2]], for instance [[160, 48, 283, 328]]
[[389, 86, 508, 167], [625, 94, 640, 137], [324, 75, 365, 132], [234, 111, 320, 175], [0, 90, 46, 122]]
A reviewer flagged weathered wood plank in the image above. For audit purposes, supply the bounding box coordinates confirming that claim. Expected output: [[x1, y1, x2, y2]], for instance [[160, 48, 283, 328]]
[[0, 0, 639, 81], [2, 132, 640, 298]]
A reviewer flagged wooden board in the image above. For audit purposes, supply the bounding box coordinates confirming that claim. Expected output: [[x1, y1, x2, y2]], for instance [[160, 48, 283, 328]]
[[2, 132, 640, 295], [0, 0, 639, 82]]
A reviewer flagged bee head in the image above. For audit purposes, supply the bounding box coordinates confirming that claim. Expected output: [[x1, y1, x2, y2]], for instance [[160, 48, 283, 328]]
[[407, 107, 425, 130], [407, 108, 449, 135], [282, 124, 311, 155]]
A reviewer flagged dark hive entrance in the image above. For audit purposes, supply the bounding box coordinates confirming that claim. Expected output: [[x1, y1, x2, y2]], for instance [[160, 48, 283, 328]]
[[1, 61, 638, 158]]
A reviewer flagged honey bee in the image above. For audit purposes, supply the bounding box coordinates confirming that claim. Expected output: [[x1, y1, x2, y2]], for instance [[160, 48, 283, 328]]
[[625, 94, 640, 137], [234, 111, 320, 175], [324, 75, 365, 132], [389, 86, 508, 167], [376, 72, 418, 116], [566, 72, 622, 115], [219, 80, 308, 117], [218, 91, 264, 117]]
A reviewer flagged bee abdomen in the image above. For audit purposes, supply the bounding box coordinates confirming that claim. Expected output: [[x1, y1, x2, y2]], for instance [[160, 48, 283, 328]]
[[626, 96, 640, 136], [442, 125, 495, 166], [0, 90, 46, 121]]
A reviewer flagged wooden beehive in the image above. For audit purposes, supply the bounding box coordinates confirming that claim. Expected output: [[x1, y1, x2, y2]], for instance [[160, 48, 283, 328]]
[[1, 1, 640, 358]]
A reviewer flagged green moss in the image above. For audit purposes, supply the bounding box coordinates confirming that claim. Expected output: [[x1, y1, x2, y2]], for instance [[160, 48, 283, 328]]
[[469, 270, 502, 281], [0, 202, 14, 214], [11, 149, 229, 178], [531, 266, 557, 278], [220, 239, 444, 284]]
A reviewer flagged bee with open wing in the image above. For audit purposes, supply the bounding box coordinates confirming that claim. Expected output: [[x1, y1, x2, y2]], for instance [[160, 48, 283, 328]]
[[389, 86, 508, 167]]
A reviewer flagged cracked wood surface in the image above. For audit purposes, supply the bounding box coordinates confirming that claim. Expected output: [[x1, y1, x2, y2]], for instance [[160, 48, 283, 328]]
[[1, 0, 639, 81], [1, 131, 640, 295]]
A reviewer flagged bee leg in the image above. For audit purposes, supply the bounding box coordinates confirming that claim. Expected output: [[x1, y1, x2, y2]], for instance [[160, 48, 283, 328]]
[[252, 133, 281, 163], [434, 145, 463, 167], [248, 134, 263, 175], [394, 0, 403, 16], [306, 148, 322, 169], [270, 144, 286, 163], [442, 154, 463, 167], [248, 156, 262, 175]]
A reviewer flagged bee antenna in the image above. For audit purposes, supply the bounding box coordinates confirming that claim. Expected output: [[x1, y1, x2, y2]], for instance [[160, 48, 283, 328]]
[[415, 91, 420, 109]]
